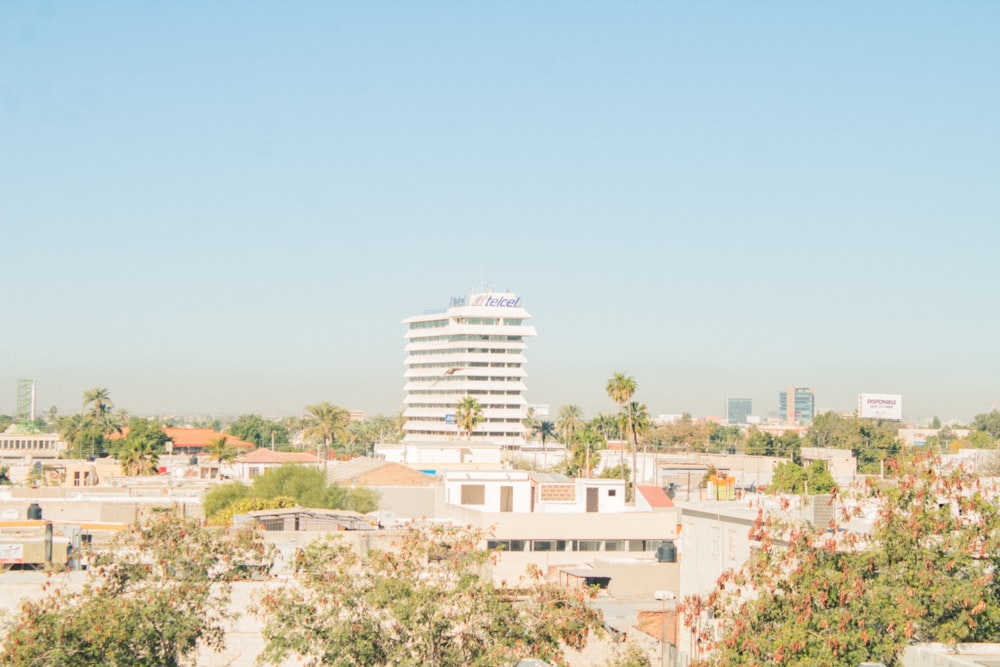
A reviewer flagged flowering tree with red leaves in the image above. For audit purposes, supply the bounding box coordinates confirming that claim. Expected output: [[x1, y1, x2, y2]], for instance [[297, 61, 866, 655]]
[[255, 523, 604, 667], [682, 457, 1000, 666], [0, 512, 268, 667]]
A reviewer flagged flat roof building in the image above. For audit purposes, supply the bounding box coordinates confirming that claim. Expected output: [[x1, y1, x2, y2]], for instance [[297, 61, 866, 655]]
[[402, 290, 536, 445]]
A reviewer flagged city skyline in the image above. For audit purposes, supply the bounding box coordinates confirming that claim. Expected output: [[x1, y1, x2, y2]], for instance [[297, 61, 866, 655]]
[[2, 3, 998, 424]]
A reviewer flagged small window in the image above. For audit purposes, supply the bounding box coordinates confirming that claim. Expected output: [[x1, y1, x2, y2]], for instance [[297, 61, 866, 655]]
[[460, 484, 486, 504], [608, 489, 617, 497]]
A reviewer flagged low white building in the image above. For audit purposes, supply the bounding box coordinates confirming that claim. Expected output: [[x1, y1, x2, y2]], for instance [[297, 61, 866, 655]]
[[232, 449, 322, 483], [374, 441, 503, 468], [443, 471, 628, 514]]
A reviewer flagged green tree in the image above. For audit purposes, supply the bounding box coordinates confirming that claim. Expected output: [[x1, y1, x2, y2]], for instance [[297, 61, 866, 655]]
[[688, 458, 1000, 666], [774, 431, 803, 462], [255, 523, 603, 666], [0, 465, 11, 485], [590, 412, 621, 442], [708, 425, 744, 454], [204, 466, 378, 523], [971, 410, 1000, 440], [744, 428, 774, 456], [455, 396, 484, 440], [804, 412, 900, 474], [203, 481, 254, 518], [606, 373, 638, 502], [768, 460, 835, 494], [566, 426, 603, 478], [302, 402, 351, 460], [0, 512, 267, 667], [226, 414, 289, 448]]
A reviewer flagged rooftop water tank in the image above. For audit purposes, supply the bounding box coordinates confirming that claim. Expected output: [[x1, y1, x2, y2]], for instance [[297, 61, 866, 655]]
[[656, 539, 677, 563]]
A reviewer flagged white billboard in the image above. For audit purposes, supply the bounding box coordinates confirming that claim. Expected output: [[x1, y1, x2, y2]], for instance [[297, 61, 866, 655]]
[[858, 393, 903, 421]]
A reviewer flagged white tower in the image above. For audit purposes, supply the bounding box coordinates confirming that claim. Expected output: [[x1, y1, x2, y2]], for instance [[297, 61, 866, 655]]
[[402, 291, 536, 445]]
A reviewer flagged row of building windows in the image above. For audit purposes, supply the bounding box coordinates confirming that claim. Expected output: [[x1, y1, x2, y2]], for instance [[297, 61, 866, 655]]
[[453, 317, 525, 326], [408, 348, 521, 356], [408, 389, 523, 396], [487, 539, 671, 553], [408, 335, 524, 343], [0, 439, 59, 450], [407, 361, 522, 369], [409, 320, 448, 330], [410, 375, 522, 384]]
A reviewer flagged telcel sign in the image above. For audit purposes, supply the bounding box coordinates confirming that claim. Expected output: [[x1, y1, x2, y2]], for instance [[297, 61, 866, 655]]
[[858, 393, 903, 421], [469, 293, 521, 308]]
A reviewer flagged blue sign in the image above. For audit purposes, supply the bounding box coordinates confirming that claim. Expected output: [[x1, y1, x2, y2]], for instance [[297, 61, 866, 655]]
[[445, 413, 456, 424]]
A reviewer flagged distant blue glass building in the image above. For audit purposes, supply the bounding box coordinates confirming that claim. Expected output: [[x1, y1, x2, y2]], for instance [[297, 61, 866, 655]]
[[725, 397, 752, 425], [778, 386, 815, 424]]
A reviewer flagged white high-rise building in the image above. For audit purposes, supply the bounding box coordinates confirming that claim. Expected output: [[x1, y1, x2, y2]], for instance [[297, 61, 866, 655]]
[[402, 291, 537, 445]]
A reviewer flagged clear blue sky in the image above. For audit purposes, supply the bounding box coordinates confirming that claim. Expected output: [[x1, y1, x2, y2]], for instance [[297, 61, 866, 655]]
[[2, 2, 998, 424]]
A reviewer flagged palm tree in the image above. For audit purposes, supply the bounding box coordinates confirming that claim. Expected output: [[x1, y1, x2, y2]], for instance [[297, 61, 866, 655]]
[[556, 404, 585, 444], [302, 402, 351, 463], [83, 387, 112, 421], [606, 373, 638, 503], [455, 396, 483, 441], [532, 421, 557, 450], [591, 412, 621, 442], [206, 435, 238, 467], [119, 440, 160, 476], [622, 401, 651, 483]]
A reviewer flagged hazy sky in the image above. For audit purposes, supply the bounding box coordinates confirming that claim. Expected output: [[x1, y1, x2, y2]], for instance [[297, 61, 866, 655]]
[[2, 2, 998, 424]]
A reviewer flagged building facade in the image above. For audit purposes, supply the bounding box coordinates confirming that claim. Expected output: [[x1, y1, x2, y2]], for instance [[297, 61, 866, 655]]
[[778, 385, 815, 424], [724, 397, 752, 425], [402, 291, 536, 445]]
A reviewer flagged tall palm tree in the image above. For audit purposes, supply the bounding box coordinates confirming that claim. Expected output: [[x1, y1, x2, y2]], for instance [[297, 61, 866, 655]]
[[606, 373, 638, 503], [622, 401, 651, 483], [83, 387, 112, 422], [455, 396, 483, 441], [302, 402, 351, 463], [532, 420, 557, 450], [556, 404, 585, 444]]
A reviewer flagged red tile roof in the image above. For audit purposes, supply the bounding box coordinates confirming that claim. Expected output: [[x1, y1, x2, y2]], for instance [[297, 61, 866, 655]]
[[165, 428, 255, 450], [637, 485, 674, 508], [113, 428, 255, 450]]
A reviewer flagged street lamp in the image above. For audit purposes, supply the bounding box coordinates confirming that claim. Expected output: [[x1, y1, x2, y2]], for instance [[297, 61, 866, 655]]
[[654, 590, 677, 667]]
